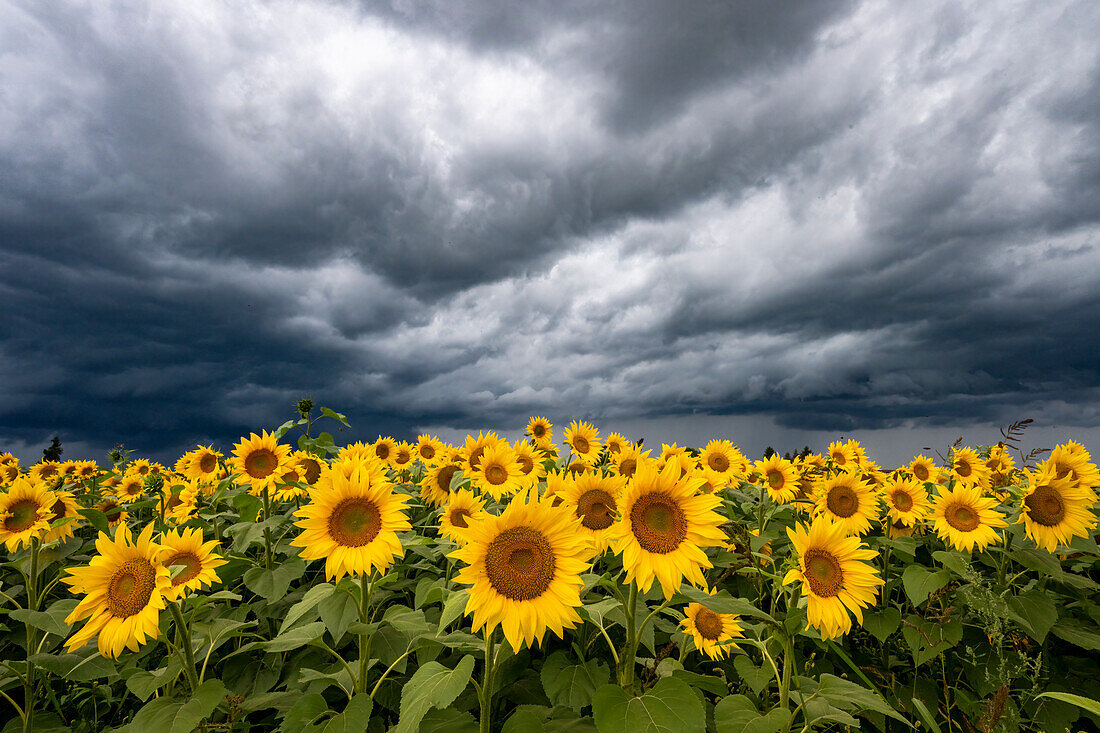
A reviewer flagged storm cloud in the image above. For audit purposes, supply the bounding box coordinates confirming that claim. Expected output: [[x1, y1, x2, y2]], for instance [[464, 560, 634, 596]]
[[2, 0, 1099, 464]]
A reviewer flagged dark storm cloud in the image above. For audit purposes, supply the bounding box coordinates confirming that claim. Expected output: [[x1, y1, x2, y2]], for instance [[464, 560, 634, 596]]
[[2, 0, 1100, 463]]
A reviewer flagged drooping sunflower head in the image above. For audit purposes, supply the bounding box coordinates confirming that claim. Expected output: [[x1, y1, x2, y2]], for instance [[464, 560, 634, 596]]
[[604, 432, 630, 455], [63, 524, 171, 658], [931, 484, 1006, 553], [415, 434, 444, 465], [231, 431, 292, 494], [159, 527, 226, 601], [783, 517, 883, 640], [557, 472, 627, 553], [291, 463, 411, 581], [512, 440, 547, 485], [273, 465, 308, 502], [881, 477, 930, 527], [95, 496, 129, 528], [908, 455, 937, 483], [437, 488, 487, 545], [1, 462, 20, 484], [292, 451, 325, 487], [420, 457, 465, 508], [985, 443, 1016, 474], [1044, 443, 1100, 490], [827, 441, 855, 469], [43, 489, 82, 543], [526, 417, 554, 446], [564, 421, 602, 465], [116, 474, 145, 504], [1019, 465, 1098, 552], [611, 461, 728, 599], [0, 477, 56, 551], [681, 602, 745, 660], [814, 472, 880, 535], [164, 482, 200, 525], [755, 454, 799, 503], [449, 490, 592, 652], [950, 447, 992, 491]]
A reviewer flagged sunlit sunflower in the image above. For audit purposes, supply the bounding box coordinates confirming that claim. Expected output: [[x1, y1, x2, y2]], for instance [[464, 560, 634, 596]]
[[887, 518, 917, 539], [450, 490, 592, 653], [438, 489, 487, 545], [73, 461, 101, 481], [610, 444, 652, 479], [950, 447, 992, 491], [681, 602, 744, 660], [755, 454, 799, 503], [371, 436, 399, 466], [908, 455, 937, 484], [42, 489, 81, 544], [801, 453, 827, 471], [658, 443, 689, 468], [564, 421, 602, 465], [881, 478, 930, 528], [931, 485, 1006, 552], [338, 442, 375, 464], [159, 527, 225, 601], [0, 477, 56, 551], [63, 524, 171, 658], [566, 459, 591, 476], [292, 451, 324, 487], [291, 463, 411, 581], [513, 440, 547, 486], [273, 465, 308, 502], [700, 440, 741, 482], [526, 417, 554, 447], [604, 432, 629, 455], [543, 471, 570, 505], [784, 517, 883, 640], [0, 452, 15, 467], [844, 440, 868, 466], [127, 459, 152, 477], [792, 475, 818, 515], [1, 462, 20, 484], [391, 442, 415, 470], [827, 441, 856, 470], [473, 443, 525, 501], [814, 472, 880, 536], [556, 472, 627, 553], [115, 475, 145, 504], [415, 435, 444, 465], [183, 445, 223, 483], [29, 462, 62, 484], [60, 461, 80, 479], [1045, 443, 1100, 490], [610, 461, 727, 599], [95, 497, 129, 528], [696, 467, 726, 494], [1019, 465, 1098, 552], [462, 431, 503, 472], [231, 431, 292, 495], [986, 443, 1016, 474], [421, 455, 465, 508]]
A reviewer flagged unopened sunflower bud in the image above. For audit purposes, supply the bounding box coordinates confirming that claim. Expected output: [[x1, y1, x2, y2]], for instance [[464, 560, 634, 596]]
[[143, 473, 164, 493], [297, 397, 314, 418]]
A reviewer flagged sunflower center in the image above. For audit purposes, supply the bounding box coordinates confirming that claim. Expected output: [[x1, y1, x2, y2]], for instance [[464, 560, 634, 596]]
[[573, 436, 590, 454], [484, 526, 556, 601], [300, 459, 322, 484], [39, 465, 59, 479], [708, 454, 730, 472], [97, 499, 122, 520], [244, 449, 277, 479], [395, 450, 411, 465], [375, 443, 390, 460], [167, 493, 183, 510], [328, 498, 382, 547], [630, 492, 687, 554], [437, 465, 460, 493], [767, 469, 784, 489], [955, 460, 972, 478], [803, 549, 844, 598], [107, 559, 157, 618], [914, 464, 929, 481], [532, 425, 546, 438], [608, 441, 622, 454], [164, 551, 202, 586], [618, 458, 637, 477], [4, 499, 40, 533], [518, 456, 534, 474], [568, 461, 586, 475], [945, 502, 979, 532], [469, 447, 486, 469], [1054, 462, 1074, 481], [832, 452, 846, 465], [450, 508, 470, 529], [826, 486, 859, 518], [1025, 485, 1066, 527], [891, 490, 913, 512], [694, 608, 724, 640], [420, 444, 436, 460], [485, 464, 508, 486], [50, 498, 66, 522], [577, 489, 616, 530], [199, 454, 218, 474], [280, 468, 300, 485]]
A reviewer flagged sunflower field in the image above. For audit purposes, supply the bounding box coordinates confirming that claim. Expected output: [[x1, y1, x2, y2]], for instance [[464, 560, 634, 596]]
[[3, 406, 1100, 733]]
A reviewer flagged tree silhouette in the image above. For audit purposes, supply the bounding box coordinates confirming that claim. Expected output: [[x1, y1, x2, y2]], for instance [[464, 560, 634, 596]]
[[43, 435, 63, 462]]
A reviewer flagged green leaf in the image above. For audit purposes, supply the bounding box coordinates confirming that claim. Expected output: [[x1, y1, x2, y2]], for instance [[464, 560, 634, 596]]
[[244, 558, 305, 600], [901, 565, 950, 606], [263, 622, 326, 653], [78, 507, 109, 535], [10, 599, 77, 637], [420, 707, 479, 733], [320, 694, 373, 733], [438, 590, 469, 631], [578, 598, 621, 627], [541, 650, 610, 710], [1012, 547, 1063, 581], [713, 694, 786, 733], [931, 550, 971, 578], [1006, 591, 1057, 642], [862, 607, 902, 643], [809, 673, 907, 723], [29, 650, 119, 682], [1051, 620, 1100, 650], [910, 697, 942, 733], [394, 655, 476, 733], [1036, 692, 1100, 718], [677, 585, 775, 623], [902, 615, 963, 666], [732, 655, 772, 695], [116, 679, 226, 733], [280, 583, 335, 634], [592, 677, 704, 733], [319, 407, 350, 427], [671, 669, 728, 696], [318, 588, 359, 644], [126, 660, 183, 702], [280, 693, 328, 733]]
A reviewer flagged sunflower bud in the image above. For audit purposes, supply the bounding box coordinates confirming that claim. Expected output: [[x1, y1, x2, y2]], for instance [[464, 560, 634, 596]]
[[297, 397, 314, 419], [143, 473, 164, 493], [108, 448, 124, 465]]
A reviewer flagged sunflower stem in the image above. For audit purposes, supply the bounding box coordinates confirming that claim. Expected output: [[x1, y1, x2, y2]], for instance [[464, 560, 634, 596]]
[[23, 538, 40, 733], [262, 486, 274, 571], [479, 630, 496, 733], [168, 601, 200, 693], [997, 529, 1015, 588], [619, 582, 639, 690], [357, 573, 374, 693]]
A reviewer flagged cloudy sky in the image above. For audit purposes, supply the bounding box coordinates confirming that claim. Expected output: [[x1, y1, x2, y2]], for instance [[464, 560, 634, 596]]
[[2, 0, 1099, 466]]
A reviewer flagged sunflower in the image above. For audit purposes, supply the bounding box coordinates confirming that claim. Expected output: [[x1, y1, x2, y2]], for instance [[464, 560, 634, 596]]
[[543, 471, 570, 504], [950, 447, 992, 491], [231, 431, 292, 495], [164, 482, 199, 525], [449, 490, 592, 652], [392, 442, 415, 470], [159, 528, 225, 601], [696, 467, 726, 494], [1019, 466, 1098, 552], [610, 461, 728, 599], [556, 472, 627, 553], [755, 454, 799, 503], [60, 461, 80, 478], [681, 602, 745, 660], [74, 461, 101, 480], [827, 441, 856, 470], [29, 462, 62, 484], [931, 485, 1006, 552], [183, 445, 223, 483], [415, 435, 444, 465], [814, 472, 879, 536], [273, 466, 308, 502], [438, 489, 487, 545], [881, 478, 930, 528], [908, 455, 937, 484], [1045, 443, 1100, 490], [0, 477, 56, 551], [42, 489, 81, 544], [127, 459, 152, 477], [63, 524, 171, 658], [526, 417, 554, 447], [564, 421, 602, 465], [784, 517, 883, 640], [700, 440, 741, 481], [95, 497, 129, 528], [887, 518, 917, 539], [371, 436, 399, 466], [338, 442, 375, 464], [0, 452, 15, 466], [1, 463, 20, 484], [611, 445, 652, 479], [115, 475, 145, 504], [292, 451, 325, 487], [291, 463, 411, 581], [604, 432, 629, 455], [658, 443, 689, 468], [566, 459, 591, 476], [512, 440, 547, 485], [421, 456, 465, 508], [462, 431, 502, 472], [845, 440, 868, 466], [473, 443, 525, 501]]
